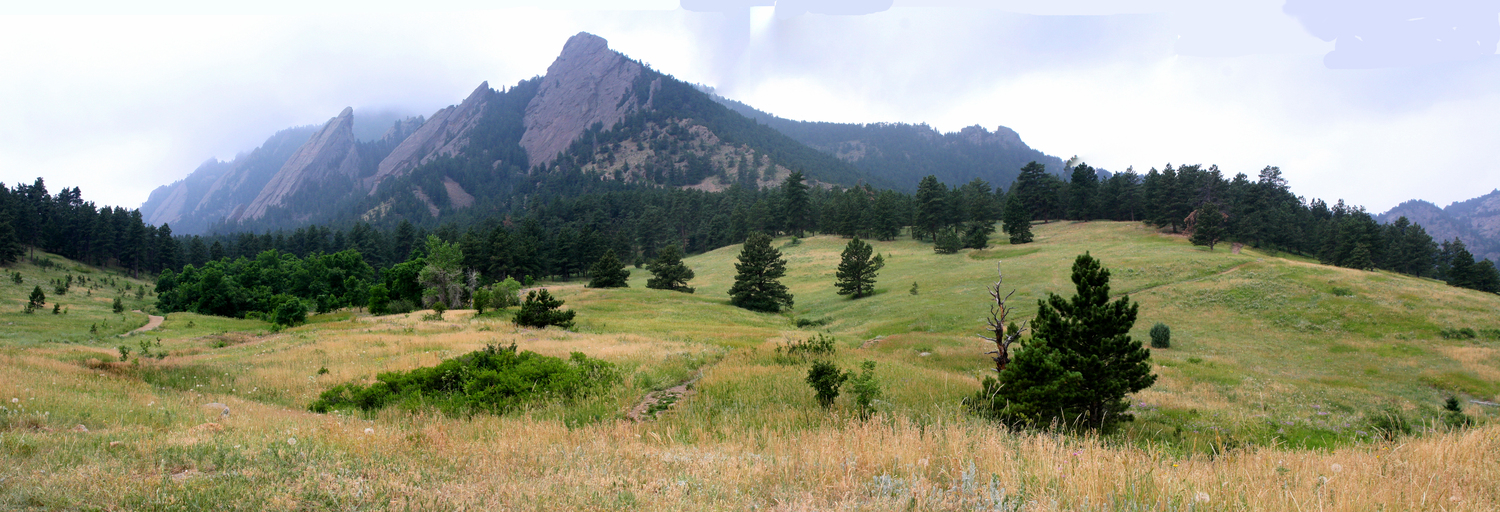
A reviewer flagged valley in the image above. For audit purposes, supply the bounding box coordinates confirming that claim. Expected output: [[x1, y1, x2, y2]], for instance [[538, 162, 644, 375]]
[[3, 221, 1498, 510]]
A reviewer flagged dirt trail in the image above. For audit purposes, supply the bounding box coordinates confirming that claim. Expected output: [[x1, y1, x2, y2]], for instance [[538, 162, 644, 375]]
[[628, 371, 704, 422], [124, 310, 165, 336]]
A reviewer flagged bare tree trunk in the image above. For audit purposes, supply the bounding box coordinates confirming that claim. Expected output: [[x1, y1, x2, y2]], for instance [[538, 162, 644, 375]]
[[979, 263, 1027, 374]]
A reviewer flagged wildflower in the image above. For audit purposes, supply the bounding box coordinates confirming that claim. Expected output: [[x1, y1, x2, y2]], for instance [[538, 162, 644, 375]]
[[287, 437, 297, 446], [1331, 464, 1342, 473], [364, 428, 374, 435], [9, 398, 15, 403], [1195, 492, 1210, 503]]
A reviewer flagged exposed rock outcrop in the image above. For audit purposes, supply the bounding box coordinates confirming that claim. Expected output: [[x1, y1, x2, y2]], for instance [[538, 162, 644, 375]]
[[520, 32, 647, 167], [235, 107, 361, 222], [139, 126, 317, 233], [369, 83, 495, 193]]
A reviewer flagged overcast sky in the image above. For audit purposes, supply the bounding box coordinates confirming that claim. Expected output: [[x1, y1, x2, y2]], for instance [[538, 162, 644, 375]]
[[1, 0, 1497, 213]]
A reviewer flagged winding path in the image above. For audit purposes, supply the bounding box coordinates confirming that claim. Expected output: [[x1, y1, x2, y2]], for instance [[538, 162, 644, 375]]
[[125, 310, 165, 336]]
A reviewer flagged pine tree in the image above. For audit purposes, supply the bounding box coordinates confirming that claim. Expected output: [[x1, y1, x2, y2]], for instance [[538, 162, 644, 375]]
[[782, 171, 810, 237], [729, 233, 793, 313], [1002, 195, 1033, 244], [586, 249, 630, 288], [933, 228, 962, 254], [985, 253, 1155, 431], [1189, 201, 1225, 250], [1067, 163, 1099, 220], [646, 244, 695, 293], [835, 237, 884, 299], [28, 285, 45, 308], [513, 289, 576, 329], [0, 208, 22, 264], [913, 175, 948, 241]]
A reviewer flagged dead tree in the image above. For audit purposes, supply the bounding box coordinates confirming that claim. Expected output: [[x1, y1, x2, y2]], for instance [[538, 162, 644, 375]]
[[980, 263, 1027, 373]]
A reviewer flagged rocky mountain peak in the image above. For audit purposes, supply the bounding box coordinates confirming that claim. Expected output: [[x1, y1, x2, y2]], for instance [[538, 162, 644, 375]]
[[233, 107, 361, 221], [369, 82, 495, 193], [520, 32, 647, 166]]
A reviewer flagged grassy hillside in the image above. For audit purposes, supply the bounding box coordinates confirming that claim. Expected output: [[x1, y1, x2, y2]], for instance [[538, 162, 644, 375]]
[[3, 222, 1499, 510]]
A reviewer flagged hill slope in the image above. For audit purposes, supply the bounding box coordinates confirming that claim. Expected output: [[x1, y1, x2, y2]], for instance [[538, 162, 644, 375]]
[[4, 222, 1499, 509]]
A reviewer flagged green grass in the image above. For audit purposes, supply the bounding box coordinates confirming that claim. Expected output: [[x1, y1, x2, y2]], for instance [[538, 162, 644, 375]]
[[3, 222, 1500, 508]]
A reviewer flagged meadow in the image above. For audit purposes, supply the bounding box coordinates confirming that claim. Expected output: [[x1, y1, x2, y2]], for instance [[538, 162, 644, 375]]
[[2, 221, 1499, 510]]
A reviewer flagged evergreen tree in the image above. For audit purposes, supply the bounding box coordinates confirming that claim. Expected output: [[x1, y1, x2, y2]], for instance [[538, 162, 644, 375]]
[[586, 249, 630, 288], [835, 237, 884, 299], [963, 222, 993, 249], [984, 253, 1155, 431], [1189, 201, 1225, 250], [0, 208, 21, 264], [933, 228, 962, 254], [1002, 195, 1033, 244], [1447, 240, 1477, 288], [782, 171, 810, 237], [1067, 163, 1099, 220], [728, 232, 793, 312], [1012, 161, 1061, 222], [513, 289, 576, 329], [645, 244, 695, 293], [28, 285, 45, 308], [913, 175, 948, 241]]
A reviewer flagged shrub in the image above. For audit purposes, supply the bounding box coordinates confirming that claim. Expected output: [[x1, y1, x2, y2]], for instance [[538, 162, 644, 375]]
[[10, 272, 20, 284], [423, 302, 448, 321], [806, 361, 850, 408], [368, 284, 390, 315], [308, 343, 619, 416], [1330, 287, 1354, 297], [793, 317, 831, 328], [1367, 407, 1414, 441], [775, 333, 837, 363], [909, 282, 919, 295], [386, 299, 416, 315], [117, 345, 131, 362], [1440, 327, 1477, 340], [272, 296, 308, 327], [514, 289, 575, 329], [848, 361, 881, 419], [112, 297, 123, 314], [1443, 396, 1473, 429], [1150, 323, 1171, 349], [934, 228, 962, 254]]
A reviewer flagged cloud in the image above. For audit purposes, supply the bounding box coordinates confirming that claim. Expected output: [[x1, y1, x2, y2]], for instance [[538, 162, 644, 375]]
[[682, 0, 892, 16], [1284, 0, 1500, 68]]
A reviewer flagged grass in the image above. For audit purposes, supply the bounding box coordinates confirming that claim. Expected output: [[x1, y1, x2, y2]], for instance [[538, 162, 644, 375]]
[[2, 222, 1500, 509]]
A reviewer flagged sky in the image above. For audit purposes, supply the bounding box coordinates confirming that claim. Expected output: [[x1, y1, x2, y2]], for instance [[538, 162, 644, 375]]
[[1, 0, 1497, 214]]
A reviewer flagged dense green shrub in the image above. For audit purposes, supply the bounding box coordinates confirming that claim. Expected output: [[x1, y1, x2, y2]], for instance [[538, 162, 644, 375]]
[[1440, 327, 1477, 340], [848, 360, 881, 419], [806, 360, 849, 408], [1150, 323, 1171, 349], [272, 296, 308, 327], [308, 344, 619, 416], [514, 289, 575, 329], [775, 333, 837, 364], [367, 284, 390, 315]]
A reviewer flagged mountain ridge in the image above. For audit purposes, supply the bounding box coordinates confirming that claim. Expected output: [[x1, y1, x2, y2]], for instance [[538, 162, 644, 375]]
[[1379, 189, 1500, 263]]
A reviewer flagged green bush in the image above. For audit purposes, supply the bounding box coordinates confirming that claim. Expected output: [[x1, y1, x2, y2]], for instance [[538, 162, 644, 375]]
[[367, 284, 390, 315], [111, 296, 123, 314], [1367, 407, 1414, 441], [272, 296, 308, 327], [793, 317, 831, 328], [1150, 323, 1171, 349], [1440, 327, 1478, 340], [308, 344, 619, 416], [848, 361, 881, 419], [387, 299, 416, 315], [1443, 396, 1473, 429], [514, 289, 575, 329], [775, 333, 837, 364], [806, 360, 850, 408]]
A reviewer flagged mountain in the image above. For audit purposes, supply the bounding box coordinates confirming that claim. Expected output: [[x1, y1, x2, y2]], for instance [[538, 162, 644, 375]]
[[1378, 189, 1500, 262], [147, 32, 1063, 234], [140, 126, 318, 233], [705, 90, 1067, 191]]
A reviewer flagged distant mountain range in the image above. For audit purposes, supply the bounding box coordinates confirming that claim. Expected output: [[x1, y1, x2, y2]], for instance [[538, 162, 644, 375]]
[[141, 32, 1067, 235], [1378, 190, 1500, 263]]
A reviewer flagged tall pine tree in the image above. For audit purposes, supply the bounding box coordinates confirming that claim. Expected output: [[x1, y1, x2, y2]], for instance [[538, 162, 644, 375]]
[[1002, 195, 1033, 245], [729, 233, 793, 312], [835, 237, 884, 299], [645, 244, 695, 293], [1189, 201, 1225, 250], [587, 249, 630, 288], [983, 253, 1155, 431]]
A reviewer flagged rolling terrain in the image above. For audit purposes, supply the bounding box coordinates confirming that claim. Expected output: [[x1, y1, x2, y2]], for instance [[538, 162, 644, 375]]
[[2, 221, 1499, 509]]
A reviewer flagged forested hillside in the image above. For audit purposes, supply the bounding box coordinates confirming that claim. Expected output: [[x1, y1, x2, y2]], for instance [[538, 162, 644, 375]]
[[707, 89, 1067, 192]]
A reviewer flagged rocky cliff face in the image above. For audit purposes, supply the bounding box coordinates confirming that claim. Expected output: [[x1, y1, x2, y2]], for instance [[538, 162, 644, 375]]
[[1380, 190, 1500, 262], [369, 83, 494, 193], [139, 126, 317, 233], [520, 32, 647, 166], [234, 108, 362, 222]]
